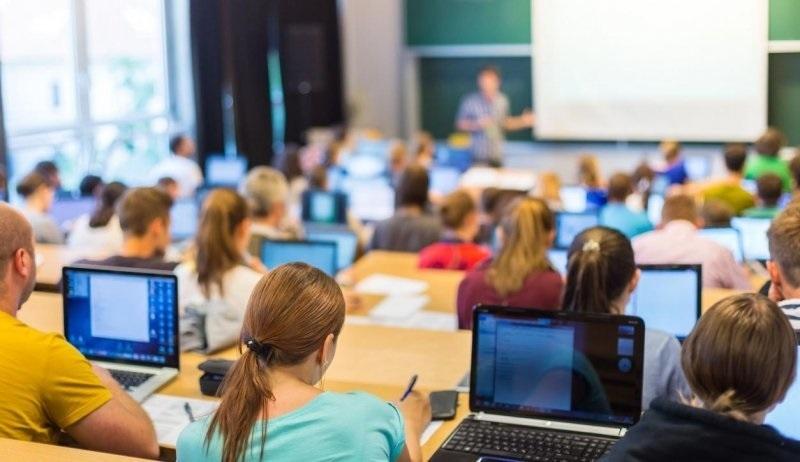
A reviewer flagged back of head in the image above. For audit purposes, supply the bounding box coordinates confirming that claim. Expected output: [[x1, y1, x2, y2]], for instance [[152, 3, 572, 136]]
[[89, 182, 127, 228], [756, 173, 783, 207], [535, 172, 561, 202], [768, 204, 800, 289], [661, 194, 698, 224], [16, 172, 50, 200], [488, 197, 554, 296], [682, 294, 796, 420], [33, 161, 59, 187], [396, 164, 430, 209], [790, 154, 800, 189], [701, 199, 733, 228], [0, 203, 34, 284], [607, 173, 633, 203], [169, 134, 188, 156], [208, 263, 345, 462], [754, 127, 787, 157], [117, 187, 173, 237], [578, 155, 602, 188], [562, 227, 636, 315], [660, 140, 682, 163], [308, 165, 328, 190], [723, 143, 748, 173], [240, 167, 288, 219], [79, 175, 104, 197], [196, 189, 250, 297], [440, 190, 476, 230]]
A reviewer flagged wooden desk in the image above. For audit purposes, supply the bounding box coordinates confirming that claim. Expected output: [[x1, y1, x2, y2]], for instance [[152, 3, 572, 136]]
[[0, 438, 149, 462], [34, 244, 108, 291], [19, 292, 63, 334]]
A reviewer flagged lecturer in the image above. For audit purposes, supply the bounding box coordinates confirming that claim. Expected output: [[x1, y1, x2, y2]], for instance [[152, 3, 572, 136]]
[[456, 66, 535, 167]]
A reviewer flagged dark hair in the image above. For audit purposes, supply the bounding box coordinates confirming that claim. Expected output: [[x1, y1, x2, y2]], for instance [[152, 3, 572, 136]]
[[16, 172, 50, 198], [768, 204, 800, 287], [790, 155, 800, 189], [396, 164, 430, 209], [89, 182, 127, 228], [280, 144, 303, 181], [478, 65, 501, 79], [117, 187, 174, 236], [562, 227, 636, 315], [756, 173, 783, 207], [308, 165, 328, 190], [169, 134, 188, 154], [607, 173, 633, 203], [79, 175, 104, 197], [754, 127, 787, 157], [723, 143, 748, 173], [34, 160, 59, 180], [157, 177, 177, 188]]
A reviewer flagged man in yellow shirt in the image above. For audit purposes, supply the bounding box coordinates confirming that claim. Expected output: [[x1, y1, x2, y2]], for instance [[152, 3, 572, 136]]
[[0, 203, 158, 459]]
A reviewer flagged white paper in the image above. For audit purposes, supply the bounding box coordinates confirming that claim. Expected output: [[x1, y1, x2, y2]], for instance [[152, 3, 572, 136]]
[[370, 295, 429, 320], [347, 310, 457, 332], [355, 274, 429, 296], [421, 421, 445, 445], [142, 394, 219, 447]]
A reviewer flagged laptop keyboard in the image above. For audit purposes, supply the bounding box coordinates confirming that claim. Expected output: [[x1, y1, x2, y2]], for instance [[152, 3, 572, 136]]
[[109, 370, 154, 390], [442, 418, 615, 461]]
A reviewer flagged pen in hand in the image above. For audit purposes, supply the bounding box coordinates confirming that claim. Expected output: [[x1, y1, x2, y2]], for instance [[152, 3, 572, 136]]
[[184, 402, 196, 423], [400, 374, 419, 402]]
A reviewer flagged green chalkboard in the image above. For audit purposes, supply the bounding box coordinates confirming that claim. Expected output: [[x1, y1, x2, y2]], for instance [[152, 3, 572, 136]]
[[418, 57, 534, 141], [770, 0, 800, 40], [406, 0, 531, 46], [769, 54, 800, 145]]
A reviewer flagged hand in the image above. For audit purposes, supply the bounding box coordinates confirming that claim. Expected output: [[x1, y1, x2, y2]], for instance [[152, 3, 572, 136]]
[[520, 109, 535, 127], [397, 391, 432, 438]]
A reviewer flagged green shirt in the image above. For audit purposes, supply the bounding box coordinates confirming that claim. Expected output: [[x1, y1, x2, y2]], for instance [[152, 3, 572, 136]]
[[743, 154, 793, 192], [742, 206, 781, 219], [702, 183, 756, 215]]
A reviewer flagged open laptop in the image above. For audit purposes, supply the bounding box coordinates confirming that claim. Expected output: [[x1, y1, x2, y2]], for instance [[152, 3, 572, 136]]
[[343, 177, 395, 222], [62, 266, 179, 402], [548, 248, 569, 276], [170, 198, 199, 242], [205, 155, 247, 187], [260, 239, 338, 276], [431, 305, 644, 462], [765, 343, 800, 440], [626, 265, 701, 341], [698, 227, 744, 263], [555, 211, 599, 249], [305, 225, 358, 271], [731, 217, 772, 263], [430, 166, 462, 195], [51, 197, 97, 231], [560, 186, 588, 213], [302, 190, 348, 225]]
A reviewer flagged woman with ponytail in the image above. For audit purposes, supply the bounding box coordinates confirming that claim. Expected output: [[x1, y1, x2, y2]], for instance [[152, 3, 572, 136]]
[[563, 226, 688, 410], [177, 263, 431, 462], [605, 293, 800, 461], [68, 181, 127, 253]]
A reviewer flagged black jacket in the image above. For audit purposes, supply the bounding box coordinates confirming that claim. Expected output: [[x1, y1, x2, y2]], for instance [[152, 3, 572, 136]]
[[602, 397, 800, 462]]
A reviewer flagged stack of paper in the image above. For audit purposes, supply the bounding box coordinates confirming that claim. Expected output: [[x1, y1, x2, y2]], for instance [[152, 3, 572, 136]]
[[142, 394, 219, 446], [355, 274, 429, 295], [370, 295, 429, 320]]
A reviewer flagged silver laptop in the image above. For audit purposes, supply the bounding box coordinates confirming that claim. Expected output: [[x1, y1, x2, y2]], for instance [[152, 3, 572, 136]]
[[63, 265, 180, 402], [431, 305, 644, 462], [626, 264, 702, 341]]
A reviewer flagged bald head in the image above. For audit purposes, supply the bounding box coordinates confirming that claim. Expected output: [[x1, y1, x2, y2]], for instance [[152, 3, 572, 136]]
[[0, 204, 34, 281]]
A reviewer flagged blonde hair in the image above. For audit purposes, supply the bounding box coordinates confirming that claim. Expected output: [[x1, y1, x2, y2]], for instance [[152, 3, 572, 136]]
[[487, 197, 554, 296], [660, 139, 682, 162], [578, 155, 602, 189], [535, 172, 562, 205], [682, 294, 797, 421]]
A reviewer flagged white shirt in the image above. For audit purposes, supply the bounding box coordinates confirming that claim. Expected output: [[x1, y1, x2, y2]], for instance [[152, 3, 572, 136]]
[[149, 156, 204, 198], [174, 261, 262, 317], [66, 214, 124, 255]]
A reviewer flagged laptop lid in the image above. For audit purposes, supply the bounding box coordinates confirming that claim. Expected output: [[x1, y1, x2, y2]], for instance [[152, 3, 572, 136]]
[[305, 225, 358, 271], [548, 248, 568, 276], [343, 177, 395, 222], [205, 155, 247, 187], [260, 239, 338, 276], [429, 166, 461, 195], [765, 343, 800, 440], [470, 306, 644, 429], [560, 186, 588, 213], [731, 217, 771, 262], [626, 264, 701, 340], [698, 227, 744, 263], [51, 197, 97, 230], [170, 198, 199, 242], [62, 266, 179, 369], [555, 211, 599, 249], [301, 190, 348, 225]]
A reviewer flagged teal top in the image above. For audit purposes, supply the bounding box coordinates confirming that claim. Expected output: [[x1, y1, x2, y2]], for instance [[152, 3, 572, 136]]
[[177, 392, 406, 462], [742, 206, 782, 219], [599, 203, 653, 239], [743, 154, 793, 192]]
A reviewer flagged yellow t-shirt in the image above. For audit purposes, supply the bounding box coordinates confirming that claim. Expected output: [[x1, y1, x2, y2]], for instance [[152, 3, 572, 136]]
[[0, 311, 112, 443]]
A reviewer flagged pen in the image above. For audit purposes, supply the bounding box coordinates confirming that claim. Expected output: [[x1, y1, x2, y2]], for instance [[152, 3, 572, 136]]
[[184, 402, 196, 423], [400, 374, 418, 401]]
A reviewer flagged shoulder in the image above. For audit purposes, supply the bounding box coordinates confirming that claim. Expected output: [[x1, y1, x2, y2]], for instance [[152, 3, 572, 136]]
[[645, 329, 680, 354], [177, 416, 215, 460]]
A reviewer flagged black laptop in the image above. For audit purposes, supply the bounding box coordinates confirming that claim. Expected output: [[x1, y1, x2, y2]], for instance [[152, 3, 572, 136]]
[[431, 305, 645, 462]]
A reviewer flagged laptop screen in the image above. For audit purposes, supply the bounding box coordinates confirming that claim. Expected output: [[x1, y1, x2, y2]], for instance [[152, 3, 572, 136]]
[[170, 198, 199, 241], [548, 248, 568, 275], [51, 197, 97, 230], [555, 212, 599, 249], [698, 228, 743, 263], [560, 186, 587, 213], [302, 190, 348, 225], [261, 240, 338, 276], [626, 265, 701, 339], [731, 217, 771, 262], [63, 266, 179, 368], [344, 177, 395, 222], [305, 227, 358, 271], [471, 307, 644, 427], [765, 345, 800, 440], [429, 166, 461, 195], [205, 155, 247, 186], [646, 194, 664, 226]]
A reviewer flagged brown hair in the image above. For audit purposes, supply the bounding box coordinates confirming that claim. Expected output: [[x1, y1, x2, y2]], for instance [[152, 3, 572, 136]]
[[89, 182, 127, 228], [487, 197, 554, 296], [578, 155, 602, 189], [534, 172, 562, 205], [756, 173, 783, 207], [661, 194, 698, 224], [701, 200, 733, 229], [440, 190, 477, 230], [396, 164, 430, 209], [15, 172, 50, 198], [790, 154, 800, 189], [562, 227, 636, 315], [206, 263, 345, 462], [768, 204, 800, 287], [117, 187, 173, 236], [607, 173, 633, 203], [754, 127, 787, 157], [723, 143, 748, 173], [195, 189, 250, 298], [682, 293, 796, 420]]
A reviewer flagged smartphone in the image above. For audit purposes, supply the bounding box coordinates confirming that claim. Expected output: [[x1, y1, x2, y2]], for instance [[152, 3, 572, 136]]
[[430, 390, 459, 420]]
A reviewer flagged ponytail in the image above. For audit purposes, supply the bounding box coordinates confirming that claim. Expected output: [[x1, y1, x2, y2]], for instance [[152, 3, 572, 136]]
[[196, 189, 250, 298], [89, 182, 126, 228]]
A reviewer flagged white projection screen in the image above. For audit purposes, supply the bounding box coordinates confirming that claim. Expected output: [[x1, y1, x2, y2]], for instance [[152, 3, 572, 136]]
[[533, 0, 768, 141]]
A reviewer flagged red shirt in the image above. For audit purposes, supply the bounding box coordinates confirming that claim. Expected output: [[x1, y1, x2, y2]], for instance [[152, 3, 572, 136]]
[[456, 260, 564, 329], [418, 242, 492, 271]]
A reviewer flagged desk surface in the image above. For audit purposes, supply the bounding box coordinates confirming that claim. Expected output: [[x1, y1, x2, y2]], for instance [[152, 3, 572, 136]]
[[34, 244, 108, 290], [0, 438, 149, 461]]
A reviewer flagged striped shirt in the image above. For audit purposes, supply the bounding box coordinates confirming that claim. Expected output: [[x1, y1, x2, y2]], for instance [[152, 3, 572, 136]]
[[456, 92, 510, 162]]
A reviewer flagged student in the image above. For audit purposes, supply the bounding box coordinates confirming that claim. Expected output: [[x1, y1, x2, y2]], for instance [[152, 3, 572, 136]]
[[456, 197, 563, 329], [418, 190, 491, 271], [475, 187, 526, 246], [413, 131, 436, 169], [563, 227, 688, 409], [67, 182, 126, 254], [604, 293, 800, 461], [175, 189, 264, 326], [75, 187, 176, 270], [240, 166, 302, 240], [156, 176, 180, 201], [15, 171, 63, 244], [388, 141, 409, 186], [744, 127, 792, 192], [743, 173, 784, 219], [149, 134, 204, 198], [600, 173, 653, 238], [78, 174, 104, 198], [370, 165, 442, 252], [657, 140, 688, 185], [0, 204, 158, 458], [701, 199, 734, 229], [533, 171, 563, 211], [702, 143, 756, 215], [177, 263, 431, 462], [33, 160, 62, 191], [766, 204, 800, 330], [633, 195, 750, 289], [578, 154, 607, 208]]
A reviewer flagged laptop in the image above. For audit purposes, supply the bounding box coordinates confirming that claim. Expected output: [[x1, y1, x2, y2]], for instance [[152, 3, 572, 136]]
[[431, 305, 645, 462], [260, 239, 338, 276], [305, 225, 358, 271], [731, 217, 772, 262], [343, 177, 395, 222], [302, 190, 348, 225], [548, 248, 569, 276], [205, 155, 247, 187], [626, 265, 701, 341], [555, 211, 599, 249], [51, 197, 97, 231], [62, 266, 179, 402], [698, 227, 744, 263], [646, 194, 664, 226], [430, 166, 462, 195], [170, 198, 199, 242], [560, 186, 588, 213], [765, 343, 800, 440]]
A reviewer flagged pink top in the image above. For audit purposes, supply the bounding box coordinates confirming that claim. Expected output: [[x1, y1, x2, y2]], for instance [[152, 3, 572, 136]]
[[632, 220, 750, 290]]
